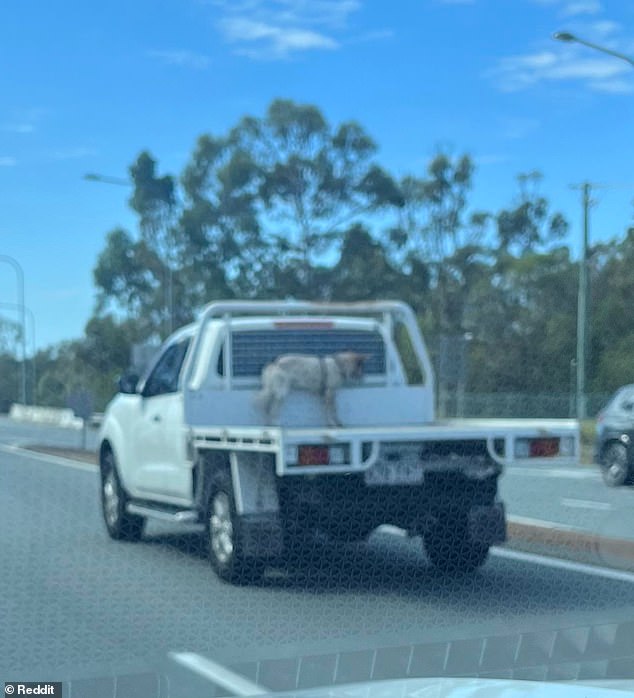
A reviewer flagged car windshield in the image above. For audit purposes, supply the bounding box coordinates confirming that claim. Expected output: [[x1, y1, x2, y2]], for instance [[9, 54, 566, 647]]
[[2, 1, 634, 695]]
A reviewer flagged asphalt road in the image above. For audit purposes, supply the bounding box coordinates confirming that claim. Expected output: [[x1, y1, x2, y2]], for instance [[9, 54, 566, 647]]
[[2, 425, 634, 691], [501, 463, 634, 542]]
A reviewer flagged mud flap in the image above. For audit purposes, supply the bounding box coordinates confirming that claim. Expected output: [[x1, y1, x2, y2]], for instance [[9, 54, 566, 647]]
[[468, 502, 506, 545], [230, 452, 284, 557]]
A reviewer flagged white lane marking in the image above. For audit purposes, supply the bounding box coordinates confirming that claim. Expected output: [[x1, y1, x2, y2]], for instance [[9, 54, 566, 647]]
[[169, 652, 267, 696], [0, 442, 98, 472], [507, 467, 599, 480], [560, 497, 612, 511], [492, 548, 634, 584]]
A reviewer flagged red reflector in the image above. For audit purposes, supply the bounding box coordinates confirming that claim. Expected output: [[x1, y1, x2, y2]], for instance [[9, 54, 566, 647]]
[[274, 321, 334, 329], [529, 438, 559, 457], [298, 445, 330, 465]]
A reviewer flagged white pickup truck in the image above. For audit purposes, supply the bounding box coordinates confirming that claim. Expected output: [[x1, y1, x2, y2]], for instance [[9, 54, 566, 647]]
[[98, 300, 579, 583]]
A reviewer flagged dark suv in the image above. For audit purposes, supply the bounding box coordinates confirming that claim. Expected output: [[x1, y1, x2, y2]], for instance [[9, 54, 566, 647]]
[[595, 384, 634, 487]]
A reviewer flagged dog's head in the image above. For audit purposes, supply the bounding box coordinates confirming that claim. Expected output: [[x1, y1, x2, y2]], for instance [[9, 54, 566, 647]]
[[334, 352, 370, 382]]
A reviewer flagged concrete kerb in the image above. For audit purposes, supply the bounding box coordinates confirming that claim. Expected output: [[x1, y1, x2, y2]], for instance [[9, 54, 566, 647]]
[[507, 515, 634, 572]]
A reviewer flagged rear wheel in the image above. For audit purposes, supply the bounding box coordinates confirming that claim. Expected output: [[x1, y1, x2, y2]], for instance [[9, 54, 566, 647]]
[[424, 515, 489, 574], [207, 470, 264, 584], [100, 449, 145, 541], [601, 442, 630, 487]]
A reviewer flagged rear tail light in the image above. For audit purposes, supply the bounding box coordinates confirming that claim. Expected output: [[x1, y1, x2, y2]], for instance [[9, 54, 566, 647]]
[[286, 444, 349, 466], [299, 446, 330, 465], [515, 437, 560, 458]]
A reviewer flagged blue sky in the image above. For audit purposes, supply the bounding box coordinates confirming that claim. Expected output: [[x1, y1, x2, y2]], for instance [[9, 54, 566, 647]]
[[1, 0, 633, 352]]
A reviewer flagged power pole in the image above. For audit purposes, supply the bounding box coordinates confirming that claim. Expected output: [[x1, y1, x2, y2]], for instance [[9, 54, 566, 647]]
[[574, 182, 592, 420]]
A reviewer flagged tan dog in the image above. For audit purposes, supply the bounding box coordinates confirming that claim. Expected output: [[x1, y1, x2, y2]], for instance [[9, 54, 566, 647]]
[[255, 352, 368, 426]]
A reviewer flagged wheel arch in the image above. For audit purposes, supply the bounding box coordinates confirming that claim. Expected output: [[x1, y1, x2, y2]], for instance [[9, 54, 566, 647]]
[[194, 449, 231, 512], [600, 436, 632, 463]]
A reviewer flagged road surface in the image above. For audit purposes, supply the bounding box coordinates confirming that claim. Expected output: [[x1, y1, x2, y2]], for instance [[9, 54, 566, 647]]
[[2, 420, 634, 694]]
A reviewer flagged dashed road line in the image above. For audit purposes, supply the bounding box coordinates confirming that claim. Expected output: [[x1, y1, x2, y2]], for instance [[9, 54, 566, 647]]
[[169, 652, 267, 696], [560, 497, 612, 511]]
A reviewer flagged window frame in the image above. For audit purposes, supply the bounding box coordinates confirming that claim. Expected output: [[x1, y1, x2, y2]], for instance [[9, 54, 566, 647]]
[[140, 337, 192, 398]]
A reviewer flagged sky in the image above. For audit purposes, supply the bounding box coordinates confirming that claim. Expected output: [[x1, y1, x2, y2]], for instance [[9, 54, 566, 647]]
[[1, 0, 633, 353]]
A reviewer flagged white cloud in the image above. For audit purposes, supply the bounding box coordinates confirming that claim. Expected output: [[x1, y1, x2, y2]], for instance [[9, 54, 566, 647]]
[[214, 0, 379, 59], [147, 49, 211, 69], [0, 156, 17, 167], [589, 78, 634, 93], [591, 19, 621, 37], [1, 107, 47, 135], [220, 17, 337, 58], [562, 0, 602, 16], [490, 45, 633, 93]]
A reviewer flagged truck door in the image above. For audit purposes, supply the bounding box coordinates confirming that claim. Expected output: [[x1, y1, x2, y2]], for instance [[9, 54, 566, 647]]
[[131, 338, 192, 502]]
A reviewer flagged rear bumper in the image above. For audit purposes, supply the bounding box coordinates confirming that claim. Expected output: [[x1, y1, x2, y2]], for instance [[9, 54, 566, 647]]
[[468, 502, 507, 545]]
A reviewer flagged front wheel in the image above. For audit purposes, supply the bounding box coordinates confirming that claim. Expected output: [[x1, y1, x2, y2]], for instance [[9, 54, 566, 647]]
[[100, 450, 145, 541], [601, 442, 630, 487], [207, 471, 264, 584], [424, 516, 489, 574]]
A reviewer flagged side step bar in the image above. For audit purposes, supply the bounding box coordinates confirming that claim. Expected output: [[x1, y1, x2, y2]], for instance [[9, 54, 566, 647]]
[[127, 502, 201, 524]]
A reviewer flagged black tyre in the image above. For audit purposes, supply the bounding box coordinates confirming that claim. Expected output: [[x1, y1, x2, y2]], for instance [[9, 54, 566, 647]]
[[601, 442, 630, 487], [207, 470, 264, 584], [424, 516, 489, 574], [100, 449, 145, 541]]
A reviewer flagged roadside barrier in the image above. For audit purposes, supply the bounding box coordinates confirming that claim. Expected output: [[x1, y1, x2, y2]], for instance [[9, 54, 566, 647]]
[[9, 403, 84, 429]]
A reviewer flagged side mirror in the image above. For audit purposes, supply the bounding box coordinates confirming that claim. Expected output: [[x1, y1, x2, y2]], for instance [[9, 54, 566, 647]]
[[118, 372, 140, 395]]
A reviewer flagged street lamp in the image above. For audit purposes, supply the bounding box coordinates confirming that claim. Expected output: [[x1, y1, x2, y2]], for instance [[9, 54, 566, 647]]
[[0, 255, 27, 404], [83, 172, 130, 186], [84, 171, 177, 336], [552, 33, 634, 420], [0, 302, 36, 404], [553, 32, 634, 67]]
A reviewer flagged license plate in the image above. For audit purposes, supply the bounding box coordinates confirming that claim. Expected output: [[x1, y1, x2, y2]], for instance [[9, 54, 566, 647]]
[[364, 461, 425, 486]]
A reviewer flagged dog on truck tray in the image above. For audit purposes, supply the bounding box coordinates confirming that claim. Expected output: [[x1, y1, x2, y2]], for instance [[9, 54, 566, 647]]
[[255, 352, 369, 426]]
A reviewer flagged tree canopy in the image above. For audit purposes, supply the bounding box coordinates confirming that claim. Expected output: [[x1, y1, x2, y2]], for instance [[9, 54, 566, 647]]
[[9, 98, 632, 415]]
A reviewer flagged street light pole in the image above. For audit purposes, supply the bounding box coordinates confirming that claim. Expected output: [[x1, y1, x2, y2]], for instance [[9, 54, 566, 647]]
[[84, 171, 176, 336], [83, 173, 131, 186], [553, 32, 634, 67], [0, 302, 36, 404], [553, 33, 634, 420], [0, 255, 27, 404]]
